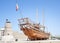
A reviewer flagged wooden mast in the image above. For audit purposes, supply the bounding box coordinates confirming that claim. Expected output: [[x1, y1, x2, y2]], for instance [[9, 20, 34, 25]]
[[36, 8, 38, 23], [42, 9, 45, 31]]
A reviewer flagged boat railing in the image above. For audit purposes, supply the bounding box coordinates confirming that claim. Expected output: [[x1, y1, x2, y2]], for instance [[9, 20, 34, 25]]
[[18, 18, 49, 33], [18, 18, 45, 29], [18, 18, 35, 26]]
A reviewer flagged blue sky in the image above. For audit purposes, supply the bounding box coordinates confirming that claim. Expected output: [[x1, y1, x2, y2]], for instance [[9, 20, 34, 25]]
[[0, 0, 60, 36]]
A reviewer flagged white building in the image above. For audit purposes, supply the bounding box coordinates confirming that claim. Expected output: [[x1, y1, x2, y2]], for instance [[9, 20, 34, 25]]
[[0, 19, 27, 42]]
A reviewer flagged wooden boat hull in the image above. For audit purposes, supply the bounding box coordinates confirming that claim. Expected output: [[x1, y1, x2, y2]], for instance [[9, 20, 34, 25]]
[[21, 27, 50, 40]]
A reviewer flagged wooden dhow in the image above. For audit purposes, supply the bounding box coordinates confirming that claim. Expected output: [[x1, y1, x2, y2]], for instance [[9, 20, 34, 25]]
[[18, 18, 50, 40]]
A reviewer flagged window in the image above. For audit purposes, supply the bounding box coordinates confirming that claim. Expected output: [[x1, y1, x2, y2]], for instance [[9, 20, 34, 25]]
[[8, 33, 9, 35], [15, 39, 18, 41]]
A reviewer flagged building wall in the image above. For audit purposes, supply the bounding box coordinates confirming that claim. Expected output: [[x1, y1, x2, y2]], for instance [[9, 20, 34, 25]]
[[13, 31, 27, 41], [4, 22, 13, 35]]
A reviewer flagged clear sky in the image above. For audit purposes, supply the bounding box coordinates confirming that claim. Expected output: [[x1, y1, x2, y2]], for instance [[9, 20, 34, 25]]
[[0, 0, 60, 36]]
